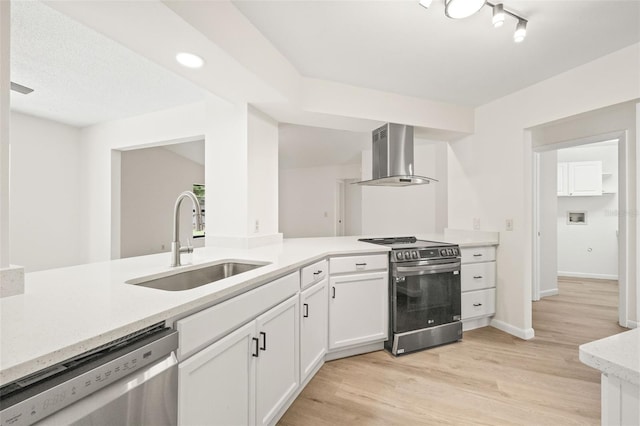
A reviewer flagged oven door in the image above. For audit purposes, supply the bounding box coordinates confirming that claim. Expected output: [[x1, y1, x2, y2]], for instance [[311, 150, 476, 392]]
[[392, 260, 461, 333]]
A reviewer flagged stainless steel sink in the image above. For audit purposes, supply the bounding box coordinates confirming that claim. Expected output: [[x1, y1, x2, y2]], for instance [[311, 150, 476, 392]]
[[126, 261, 269, 291]]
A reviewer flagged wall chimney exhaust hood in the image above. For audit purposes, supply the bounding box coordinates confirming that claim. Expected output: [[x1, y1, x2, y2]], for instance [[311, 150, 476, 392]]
[[356, 123, 438, 187]]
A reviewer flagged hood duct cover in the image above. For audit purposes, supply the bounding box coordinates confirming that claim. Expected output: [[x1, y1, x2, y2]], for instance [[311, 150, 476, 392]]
[[356, 123, 438, 187]]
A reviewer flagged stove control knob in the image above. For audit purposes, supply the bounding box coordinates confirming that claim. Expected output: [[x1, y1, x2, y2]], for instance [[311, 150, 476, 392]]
[[404, 251, 411, 259], [396, 252, 403, 260], [412, 251, 419, 259], [440, 249, 447, 256], [453, 248, 459, 256]]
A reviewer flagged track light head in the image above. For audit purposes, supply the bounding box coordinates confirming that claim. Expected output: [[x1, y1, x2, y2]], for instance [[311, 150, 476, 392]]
[[514, 19, 527, 42], [445, 0, 486, 19], [492, 3, 505, 28]]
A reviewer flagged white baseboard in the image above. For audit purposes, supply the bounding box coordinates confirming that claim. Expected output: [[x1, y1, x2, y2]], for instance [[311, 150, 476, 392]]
[[490, 319, 535, 340], [206, 233, 283, 249], [626, 320, 638, 329], [539, 288, 559, 298], [462, 316, 491, 331], [325, 341, 384, 361], [558, 271, 618, 280]]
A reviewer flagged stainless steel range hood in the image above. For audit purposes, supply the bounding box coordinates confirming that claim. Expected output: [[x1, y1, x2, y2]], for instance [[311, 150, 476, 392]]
[[356, 123, 438, 187]]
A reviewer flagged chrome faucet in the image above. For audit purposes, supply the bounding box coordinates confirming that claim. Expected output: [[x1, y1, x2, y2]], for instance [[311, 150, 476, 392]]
[[171, 191, 204, 267]]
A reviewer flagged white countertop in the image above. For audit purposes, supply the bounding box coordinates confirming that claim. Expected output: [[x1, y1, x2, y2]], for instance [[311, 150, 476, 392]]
[[579, 328, 640, 386], [0, 232, 497, 385]]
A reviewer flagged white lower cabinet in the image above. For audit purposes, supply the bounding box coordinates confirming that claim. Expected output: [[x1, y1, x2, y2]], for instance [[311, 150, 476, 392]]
[[300, 278, 328, 382], [178, 321, 255, 426], [178, 294, 299, 426], [255, 295, 299, 426], [328, 271, 388, 350]]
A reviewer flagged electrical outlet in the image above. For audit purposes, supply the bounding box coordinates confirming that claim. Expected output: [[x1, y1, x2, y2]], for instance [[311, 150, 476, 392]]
[[473, 218, 481, 230], [506, 219, 514, 231], [254, 220, 259, 233]]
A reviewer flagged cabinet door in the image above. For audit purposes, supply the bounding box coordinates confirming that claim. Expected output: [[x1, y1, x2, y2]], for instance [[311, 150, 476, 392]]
[[568, 161, 602, 196], [300, 278, 328, 382], [178, 321, 255, 426], [255, 295, 299, 426], [329, 271, 388, 350]]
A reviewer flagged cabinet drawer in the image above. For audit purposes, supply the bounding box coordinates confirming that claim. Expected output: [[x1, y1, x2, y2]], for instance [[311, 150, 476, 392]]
[[176, 272, 299, 360], [461, 262, 496, 292], [301, 259, 328, 289], [329, 254, 388, 275], [461, 288, 496, 319], [460, 246, 496, 264]]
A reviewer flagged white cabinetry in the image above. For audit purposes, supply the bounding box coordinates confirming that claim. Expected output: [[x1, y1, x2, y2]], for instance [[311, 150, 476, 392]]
[[178, 321, 255, 426], [460, 245, 497, 331], [328, 254, 388, 353], [557, 161, 603, 196], [177, 273, 299, 426], [300, 279, 328, 382], [255, 295, 299, 426]]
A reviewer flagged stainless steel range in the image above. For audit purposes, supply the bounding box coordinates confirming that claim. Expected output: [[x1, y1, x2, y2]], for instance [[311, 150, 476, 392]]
[[359, 237, 462, 355]]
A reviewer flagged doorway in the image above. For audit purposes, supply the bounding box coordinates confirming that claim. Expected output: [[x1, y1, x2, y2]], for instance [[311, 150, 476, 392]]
[[532, 132, 629, 327], [335, 178, 362, 236]]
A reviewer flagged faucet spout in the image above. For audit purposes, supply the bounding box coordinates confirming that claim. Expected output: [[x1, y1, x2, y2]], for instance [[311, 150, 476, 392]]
[[171, 191, 204, 267]]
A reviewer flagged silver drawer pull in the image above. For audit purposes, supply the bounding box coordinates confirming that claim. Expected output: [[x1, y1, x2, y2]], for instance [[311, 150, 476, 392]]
[[473, 275, 483, 279], [473, 303, 483, 307]]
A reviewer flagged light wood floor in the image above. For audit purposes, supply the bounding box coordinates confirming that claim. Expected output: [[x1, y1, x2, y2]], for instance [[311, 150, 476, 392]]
[[279, 277, 626, 425]]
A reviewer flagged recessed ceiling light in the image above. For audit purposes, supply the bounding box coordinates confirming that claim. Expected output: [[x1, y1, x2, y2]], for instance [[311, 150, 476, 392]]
[[175, 52, 204, 69]]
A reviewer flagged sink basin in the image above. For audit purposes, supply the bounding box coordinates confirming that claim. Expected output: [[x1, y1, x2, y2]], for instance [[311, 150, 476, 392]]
[[126, 261, 270, 291]]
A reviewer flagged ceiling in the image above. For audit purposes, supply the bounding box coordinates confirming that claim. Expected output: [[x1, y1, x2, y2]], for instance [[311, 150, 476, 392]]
[[10, 1, 205, 128], [234, 0, 640, 106]]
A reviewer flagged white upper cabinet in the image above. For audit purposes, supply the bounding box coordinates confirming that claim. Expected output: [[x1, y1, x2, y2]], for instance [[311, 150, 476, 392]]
[[558, 161, 603, 196]]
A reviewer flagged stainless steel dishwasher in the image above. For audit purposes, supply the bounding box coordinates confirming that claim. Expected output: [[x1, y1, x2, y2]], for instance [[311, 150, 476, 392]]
[[0, 323, 178, 426]]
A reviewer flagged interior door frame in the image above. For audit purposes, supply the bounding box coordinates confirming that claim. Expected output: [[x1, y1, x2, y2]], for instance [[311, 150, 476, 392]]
[[531, 131, 629, 327]]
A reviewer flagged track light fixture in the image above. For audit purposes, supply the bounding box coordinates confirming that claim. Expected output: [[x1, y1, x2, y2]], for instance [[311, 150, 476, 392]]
[[418, 1, 529, 43], [492, 3, 505, 28]]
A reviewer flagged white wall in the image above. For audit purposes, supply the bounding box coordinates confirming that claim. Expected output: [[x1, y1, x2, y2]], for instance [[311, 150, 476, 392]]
[[0, 1, 10, 268], [79, 102, 206, 262], [539, 150, 558, 297], [9, 112, 83, 272], [361, 142, 447, 236], [247, 106, 279, 237], [448, 43, 640, 337], [120, 145, 204, 258], [279, 164, 360, 238], [557, 143, 618, 279]]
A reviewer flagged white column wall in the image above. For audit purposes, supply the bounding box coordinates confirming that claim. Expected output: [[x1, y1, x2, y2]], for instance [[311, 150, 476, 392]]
[[0, 1, 10, 268], [448, 43, 640, 337], [247, 106, 281, 242]]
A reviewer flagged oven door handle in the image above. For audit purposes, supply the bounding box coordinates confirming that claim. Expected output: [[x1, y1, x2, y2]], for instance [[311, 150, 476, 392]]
[[395, 262, 461, 276]]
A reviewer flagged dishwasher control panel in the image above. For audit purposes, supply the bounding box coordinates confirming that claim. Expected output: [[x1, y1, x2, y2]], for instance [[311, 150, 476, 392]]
[[1, 329, 177, 426]]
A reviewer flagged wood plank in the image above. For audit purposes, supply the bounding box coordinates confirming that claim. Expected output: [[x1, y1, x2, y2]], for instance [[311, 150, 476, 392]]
[[279, 277, 627, 425]]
